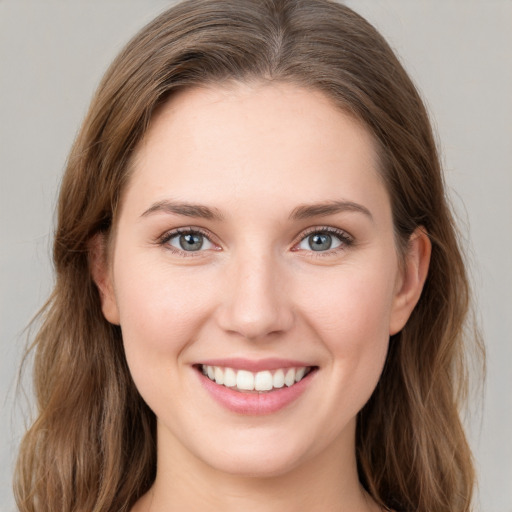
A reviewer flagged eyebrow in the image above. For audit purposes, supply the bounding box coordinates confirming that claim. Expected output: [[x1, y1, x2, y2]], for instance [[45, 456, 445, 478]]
[[140, 199, 372, 223], [289, 200, 373, 222], [140, 200, 224, 221]]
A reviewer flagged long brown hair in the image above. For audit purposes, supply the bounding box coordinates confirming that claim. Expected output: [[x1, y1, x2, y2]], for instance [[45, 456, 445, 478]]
[[15, 1, 483, 510]]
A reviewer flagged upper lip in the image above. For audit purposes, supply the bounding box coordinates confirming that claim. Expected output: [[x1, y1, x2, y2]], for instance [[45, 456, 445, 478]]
[[196, 357, 314, 372]]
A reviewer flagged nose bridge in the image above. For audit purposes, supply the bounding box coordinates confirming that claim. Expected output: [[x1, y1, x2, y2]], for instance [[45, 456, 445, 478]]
[[217, 246, 294, 340]]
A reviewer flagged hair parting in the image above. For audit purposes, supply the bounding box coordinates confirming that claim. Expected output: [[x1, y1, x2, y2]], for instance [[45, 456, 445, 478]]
[[15, 1, 483, 511]]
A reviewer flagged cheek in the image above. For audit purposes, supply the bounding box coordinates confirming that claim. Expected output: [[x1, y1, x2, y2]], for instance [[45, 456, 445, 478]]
[[282, 263, 396, 444], [294, 259, 397, 401], [298, 264, 397, 346], [112, 255, 217, 365], [111, 258, 215, 415]]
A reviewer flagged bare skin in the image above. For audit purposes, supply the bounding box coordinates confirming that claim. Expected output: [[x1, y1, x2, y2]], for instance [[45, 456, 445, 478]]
[[92, 82, 430, 512]]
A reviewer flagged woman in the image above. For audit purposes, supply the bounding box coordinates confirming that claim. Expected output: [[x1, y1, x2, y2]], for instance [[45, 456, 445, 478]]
[[14, 0, 482, 511]]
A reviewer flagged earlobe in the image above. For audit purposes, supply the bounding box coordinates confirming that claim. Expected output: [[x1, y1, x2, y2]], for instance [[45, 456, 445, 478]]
[[389, 227, 431, 335], [88, 233, 120, 325]]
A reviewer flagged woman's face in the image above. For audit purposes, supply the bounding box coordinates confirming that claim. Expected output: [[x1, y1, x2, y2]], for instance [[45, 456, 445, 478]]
[[97, 83, 424, 478]]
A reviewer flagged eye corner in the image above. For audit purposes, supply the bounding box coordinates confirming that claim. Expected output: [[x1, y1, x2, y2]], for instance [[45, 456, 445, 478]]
[[292, 226, 354, 255], [156, 226, 221, 256]]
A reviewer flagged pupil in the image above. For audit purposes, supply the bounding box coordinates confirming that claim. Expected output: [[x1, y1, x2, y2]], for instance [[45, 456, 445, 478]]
[[179, 233, 203, 251], [309, 233, 332, 251]]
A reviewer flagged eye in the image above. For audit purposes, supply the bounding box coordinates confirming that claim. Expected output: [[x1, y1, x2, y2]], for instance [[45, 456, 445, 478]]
[[295, 228, 352, 253], [164, 230, 215, 252]]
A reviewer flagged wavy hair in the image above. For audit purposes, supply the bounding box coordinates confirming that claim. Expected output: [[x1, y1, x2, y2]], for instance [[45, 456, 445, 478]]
[[15, 1, 483, 510]]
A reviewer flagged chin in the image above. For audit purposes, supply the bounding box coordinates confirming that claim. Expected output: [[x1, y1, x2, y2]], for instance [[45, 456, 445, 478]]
[[207, 450, 305, 479], [191, 429, 319, 479]]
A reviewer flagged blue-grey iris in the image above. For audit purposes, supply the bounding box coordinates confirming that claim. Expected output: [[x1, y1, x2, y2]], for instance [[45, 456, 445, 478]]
[[180, 233, 204, 251], [308, 233, 332, 251]]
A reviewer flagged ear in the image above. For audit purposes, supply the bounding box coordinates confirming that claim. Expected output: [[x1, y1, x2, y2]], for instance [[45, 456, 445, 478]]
[[389, 227, 431, 335], [88, 233, 120, 325]]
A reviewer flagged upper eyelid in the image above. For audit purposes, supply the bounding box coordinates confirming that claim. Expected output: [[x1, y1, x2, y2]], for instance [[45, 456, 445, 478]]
[[157, 225, 352, 250], [295, 225, 353, 242], [291, 226, 354, 255], [159, 226, 216, 242], [158, 227, 220, 256]]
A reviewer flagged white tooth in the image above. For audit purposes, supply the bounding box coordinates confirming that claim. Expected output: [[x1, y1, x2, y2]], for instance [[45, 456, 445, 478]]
[[284, 368, 296, 387], [214, 366, 224, 385], [201, 365, 208, 375], [224, 367, 237, 387], [295, 367, 306, 382], [254, 371, 273, 391], [207, 365, 215, 380], [273, 369, 285, 388], [236, 370, 255, 391]]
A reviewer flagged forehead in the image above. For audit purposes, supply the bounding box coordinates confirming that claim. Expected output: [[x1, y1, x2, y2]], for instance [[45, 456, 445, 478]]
[[123, 82, 389, 221]]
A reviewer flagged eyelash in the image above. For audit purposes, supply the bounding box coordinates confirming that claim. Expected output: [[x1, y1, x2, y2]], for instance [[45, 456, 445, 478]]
[[157, 227, 217, 257], [156, 226, 354, 257], [293, 226, 354, 257]]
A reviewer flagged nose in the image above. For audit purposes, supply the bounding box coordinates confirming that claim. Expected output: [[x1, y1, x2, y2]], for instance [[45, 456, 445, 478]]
[[215, 252, 295, 341]]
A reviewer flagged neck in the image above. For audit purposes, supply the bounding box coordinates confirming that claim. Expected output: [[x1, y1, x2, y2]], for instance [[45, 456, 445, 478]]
[[134, 420, 379, 512]]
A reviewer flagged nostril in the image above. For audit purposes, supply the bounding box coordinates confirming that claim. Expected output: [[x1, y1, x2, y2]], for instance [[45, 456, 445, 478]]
[[214, 261, 294, 340], [215, 300, 295, 341]]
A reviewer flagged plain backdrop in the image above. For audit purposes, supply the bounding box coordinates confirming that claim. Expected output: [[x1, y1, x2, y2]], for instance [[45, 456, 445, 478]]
[[1, 1, 511, 511]]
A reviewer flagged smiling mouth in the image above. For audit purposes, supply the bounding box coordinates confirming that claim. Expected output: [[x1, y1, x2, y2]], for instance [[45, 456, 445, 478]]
[[197, 364, 316, 393]]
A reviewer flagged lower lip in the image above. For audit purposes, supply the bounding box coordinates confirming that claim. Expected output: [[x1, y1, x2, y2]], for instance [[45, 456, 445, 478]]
[[197, 369, 316, 415]]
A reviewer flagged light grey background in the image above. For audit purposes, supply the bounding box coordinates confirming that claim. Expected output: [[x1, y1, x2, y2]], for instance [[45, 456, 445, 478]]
[[1, 1, 510, 511]]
